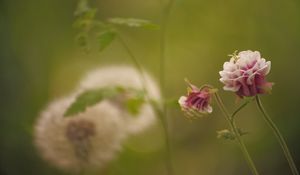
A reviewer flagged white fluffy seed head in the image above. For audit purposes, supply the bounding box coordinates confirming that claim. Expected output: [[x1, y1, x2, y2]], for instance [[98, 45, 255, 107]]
[[34, 66, 161, 171], [34, 95, 126, 172], [77, 66, 161, 134]]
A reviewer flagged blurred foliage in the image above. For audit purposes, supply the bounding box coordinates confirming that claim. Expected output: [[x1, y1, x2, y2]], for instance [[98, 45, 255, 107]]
[[64, 86, 146, 117], [1, 0, 300, 175]]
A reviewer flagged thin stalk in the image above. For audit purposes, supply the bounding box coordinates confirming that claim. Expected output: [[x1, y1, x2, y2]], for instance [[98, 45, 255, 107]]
[[159, 0, 174, 91], [160, 110, 173, 175], [118, 35, 147, 93], [151, 99, 173, 175], [255, 96, 299, 175], [118, 35, 173, 175], [159, 0, 175, 175], [214, 93, 259, 175], [232, 98, 253, 119]]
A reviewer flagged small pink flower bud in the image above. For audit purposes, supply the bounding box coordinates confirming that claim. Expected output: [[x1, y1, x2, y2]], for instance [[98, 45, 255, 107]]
[[219, 50, 274, 98], [179, 81, 215, 118]]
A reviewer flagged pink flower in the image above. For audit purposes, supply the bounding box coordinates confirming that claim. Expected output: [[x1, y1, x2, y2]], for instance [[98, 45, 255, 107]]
[[219, 50, 273, 97], [179, 81, 214, 118]]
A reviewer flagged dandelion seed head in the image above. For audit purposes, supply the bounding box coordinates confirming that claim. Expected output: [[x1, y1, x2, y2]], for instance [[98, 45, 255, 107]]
[[77, 66, 161, 134], [34, 95, 126, 171]]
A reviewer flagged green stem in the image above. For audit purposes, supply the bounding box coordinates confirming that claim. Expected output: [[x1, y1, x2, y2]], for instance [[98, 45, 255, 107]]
[[118, 35, 173, 175], [160, 110, 173, 175], [159, 0, 175, 175], [151, 100, 173, 175], [159, 0, 174, 91], [118, 35, 147, 91], [232, 98, 253, 119], [214, 93, 260, 175], [255, 96, 299, 175]]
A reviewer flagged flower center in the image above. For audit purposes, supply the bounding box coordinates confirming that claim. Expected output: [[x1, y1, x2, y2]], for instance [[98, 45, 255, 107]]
[[66, 119, 96, 161]]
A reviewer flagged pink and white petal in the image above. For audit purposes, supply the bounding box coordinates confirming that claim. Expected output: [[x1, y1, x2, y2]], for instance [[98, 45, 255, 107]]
[[253, 51, 261, 59], [220, 77, 235, 85], [206, 105, 213, 113], [223, 84, 240, 92], [247, 72, 258, 85], [178, 96, 187, 107], [223, 61, 238, 71], [256, 61, 271, 75]]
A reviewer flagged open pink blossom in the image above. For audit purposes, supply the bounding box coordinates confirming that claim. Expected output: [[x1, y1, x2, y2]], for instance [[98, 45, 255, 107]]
[[219, 50, 273, 97], [178, 82, 214, 118]]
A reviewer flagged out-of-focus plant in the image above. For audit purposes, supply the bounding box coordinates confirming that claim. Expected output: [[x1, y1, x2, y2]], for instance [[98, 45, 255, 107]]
[[34, 66, 161, 174], [71, 0, 175, 175], [73, 0, 159, 53]]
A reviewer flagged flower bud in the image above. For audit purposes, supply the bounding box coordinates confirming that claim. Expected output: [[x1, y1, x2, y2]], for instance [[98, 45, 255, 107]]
[[217, 129, 235, 140], [178, 80, 216, 119]]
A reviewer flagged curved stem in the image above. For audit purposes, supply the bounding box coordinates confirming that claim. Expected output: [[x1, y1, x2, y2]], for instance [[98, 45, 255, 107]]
[[118, 36, 143, 74], [214, 93, 260, 175], [232, 98, 253, 120], [118, 35, 147, 92], [255, 96, 299, 175]]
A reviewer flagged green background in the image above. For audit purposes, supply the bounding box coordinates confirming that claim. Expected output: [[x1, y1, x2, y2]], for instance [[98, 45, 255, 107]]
[[1, 0, 300, 174]]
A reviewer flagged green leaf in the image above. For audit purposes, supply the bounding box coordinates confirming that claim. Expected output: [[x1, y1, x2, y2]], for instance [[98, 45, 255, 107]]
[[98, 31, 117, 51], [108, 18, 159, 30], [125, 97, 145, 116], [64, 88, 120, 117], [64, 86, 147, 117], [124, 89, 146, 116], [73, 9, 98, 29], [74, 0, 90, 16]]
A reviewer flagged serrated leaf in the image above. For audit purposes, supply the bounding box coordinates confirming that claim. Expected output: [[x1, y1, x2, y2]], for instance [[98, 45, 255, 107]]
[[98, 31, 117, 51], [64, 88, 120, 117], [108, 18, 159, 30]]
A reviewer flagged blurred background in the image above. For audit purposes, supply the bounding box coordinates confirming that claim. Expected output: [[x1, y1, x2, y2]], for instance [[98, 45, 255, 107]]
[[1, 0, 300, 174]]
